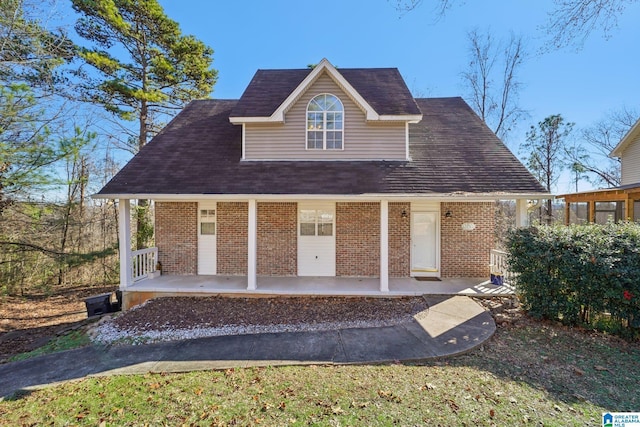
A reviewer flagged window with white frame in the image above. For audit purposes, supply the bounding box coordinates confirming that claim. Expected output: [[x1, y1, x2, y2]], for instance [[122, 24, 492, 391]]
[[299, 209, 334, 236], [200, 209, 216, 235], [307, 94, 343, 150]]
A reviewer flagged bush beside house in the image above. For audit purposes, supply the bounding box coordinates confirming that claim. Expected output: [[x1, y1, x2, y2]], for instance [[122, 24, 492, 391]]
[[506, 222, 640, 339]]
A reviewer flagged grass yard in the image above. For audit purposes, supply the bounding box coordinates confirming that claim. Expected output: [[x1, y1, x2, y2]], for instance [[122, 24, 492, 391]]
[[1, 319, 638, 426]]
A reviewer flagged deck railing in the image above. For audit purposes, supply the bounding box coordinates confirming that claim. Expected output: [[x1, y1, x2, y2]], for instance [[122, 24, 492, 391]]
[[132, 247, 158, 282], [490, 249, 513, 284]]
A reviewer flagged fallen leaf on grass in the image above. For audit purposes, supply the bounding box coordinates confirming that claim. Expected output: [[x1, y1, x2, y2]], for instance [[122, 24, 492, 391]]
[[419, 383, 436, 391], [594, 365, 610, 372], [194, 388, 203, 396], [278, 401, 286, 411], [572, 366, 585, 376], [377, 390, 402, 403], [331, 405, 345, 415], [489, 409, 495, 418]]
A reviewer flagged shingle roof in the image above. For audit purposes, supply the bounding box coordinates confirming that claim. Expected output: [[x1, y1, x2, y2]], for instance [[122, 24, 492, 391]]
[[97, 97, 547, 197], [230, 67, 421, 118]]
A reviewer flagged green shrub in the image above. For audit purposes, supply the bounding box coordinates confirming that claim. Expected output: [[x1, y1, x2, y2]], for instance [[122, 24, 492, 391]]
[[506, 222, 640, 339]]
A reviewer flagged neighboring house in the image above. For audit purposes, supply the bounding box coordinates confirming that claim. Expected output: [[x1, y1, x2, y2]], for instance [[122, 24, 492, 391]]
[[96, 59, 548, 308], [558, 117, 640, 224]]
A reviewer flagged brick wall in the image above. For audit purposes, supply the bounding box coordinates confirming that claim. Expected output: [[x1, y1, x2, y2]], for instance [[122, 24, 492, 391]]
[[257, 202, 297, 276], [440, 202, 495, 277], [155, 202, 197, 275], [389, 202, 411, 277], [336, 202, 380, 277], [217, 202, 248, 275]]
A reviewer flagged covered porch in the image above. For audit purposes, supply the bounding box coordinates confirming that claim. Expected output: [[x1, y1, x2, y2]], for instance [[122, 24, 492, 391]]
[[557, 183, 640, 224], [121, 274, 515, 309]]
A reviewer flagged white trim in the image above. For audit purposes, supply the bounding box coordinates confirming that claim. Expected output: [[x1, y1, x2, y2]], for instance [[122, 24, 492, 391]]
[[379, 115, 423, 122], [118, 199, 132, 289], [611, 117, 640, 157], [405, 122, 410, 160], [380, 200, 389, 292], [241, 123, 246, 160], [275, 59, 378, 123], [96, 193, 552, 202], [247, 199, 257, 290]]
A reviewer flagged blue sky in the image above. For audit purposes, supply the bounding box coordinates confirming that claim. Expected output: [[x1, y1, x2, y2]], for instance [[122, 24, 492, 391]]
[[156, 0, 639, 193], [159, 1, 638, 120]]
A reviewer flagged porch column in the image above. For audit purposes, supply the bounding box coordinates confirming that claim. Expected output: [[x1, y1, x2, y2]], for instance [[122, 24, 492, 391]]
[[564, 201, 571, 225], [380, 200, 389, 292], [118, 199, 132, 289], [588, 201, 596, 223], [247, 199, 257, 290], [515, 199, 529, 228], [625, 195, 633, 220]]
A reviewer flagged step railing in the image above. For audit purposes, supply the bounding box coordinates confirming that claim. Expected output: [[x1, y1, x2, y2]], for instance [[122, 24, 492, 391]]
[[490, 249, 513, 284], [131, 247, 158, 282]]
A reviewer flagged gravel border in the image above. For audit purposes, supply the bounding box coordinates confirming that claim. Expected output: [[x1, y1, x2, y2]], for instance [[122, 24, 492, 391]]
[[89, 296, 429, 345]]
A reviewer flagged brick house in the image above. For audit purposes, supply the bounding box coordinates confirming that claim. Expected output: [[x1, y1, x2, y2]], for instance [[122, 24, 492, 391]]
[[97, 59, 548, 308]]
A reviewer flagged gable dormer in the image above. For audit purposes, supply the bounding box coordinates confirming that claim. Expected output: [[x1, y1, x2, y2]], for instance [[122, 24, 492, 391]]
[[229, 59, 422, 161]]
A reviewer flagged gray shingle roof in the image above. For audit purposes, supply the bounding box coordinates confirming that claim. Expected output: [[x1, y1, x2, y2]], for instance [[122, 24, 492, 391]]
[[230, 67, 421, 118], [97, 97, 547, 197]]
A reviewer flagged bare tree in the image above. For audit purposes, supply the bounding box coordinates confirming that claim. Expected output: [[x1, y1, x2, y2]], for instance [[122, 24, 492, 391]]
[[461, 29, 526, 141], [390, 0, 638, 49], [545, 0, 638, 49], [566, 106, 638, 188]]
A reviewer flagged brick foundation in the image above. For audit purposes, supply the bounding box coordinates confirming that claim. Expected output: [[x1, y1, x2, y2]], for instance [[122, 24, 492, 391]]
[[389, 202, 411, 277], [336, 202, 380, 277], [257, 202, 297, 276], [217, 202, 248, 275], [440, 202, 495, 278], [155, 202, 197, 275]]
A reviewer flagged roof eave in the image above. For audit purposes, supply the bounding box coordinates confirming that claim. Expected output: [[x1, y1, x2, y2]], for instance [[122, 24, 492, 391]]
[[611, 117, 640, 157], [229, 114, 424, 125], [93, 192, 552, 201]]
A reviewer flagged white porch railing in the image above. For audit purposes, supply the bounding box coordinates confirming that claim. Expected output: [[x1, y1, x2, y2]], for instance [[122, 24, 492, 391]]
[[490, 249, 513, 284], [132, 247, 158, 282]]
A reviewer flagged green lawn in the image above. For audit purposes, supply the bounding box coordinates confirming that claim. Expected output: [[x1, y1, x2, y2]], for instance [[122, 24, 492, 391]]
[[1, 321, 638, 426]]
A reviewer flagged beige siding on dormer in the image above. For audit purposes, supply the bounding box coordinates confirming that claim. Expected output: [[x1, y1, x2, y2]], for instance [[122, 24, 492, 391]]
[[621, 133, 640, 185], [244, 72, 407, 160]]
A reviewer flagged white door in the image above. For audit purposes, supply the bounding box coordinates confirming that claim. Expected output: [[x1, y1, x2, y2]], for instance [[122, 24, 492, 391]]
[[411, 212, 439, 276], [298, 202, 336, 276], [198, 202, 216, 275]]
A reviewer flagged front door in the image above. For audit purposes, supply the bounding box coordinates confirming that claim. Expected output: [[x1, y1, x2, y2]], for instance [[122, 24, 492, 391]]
[[411, 211, 439, 276], [297, 202, 335, 276], [197, 202, 216, 275]]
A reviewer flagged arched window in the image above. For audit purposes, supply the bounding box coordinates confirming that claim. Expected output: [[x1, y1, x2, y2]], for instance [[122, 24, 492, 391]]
[[307, 94, 343, 150]]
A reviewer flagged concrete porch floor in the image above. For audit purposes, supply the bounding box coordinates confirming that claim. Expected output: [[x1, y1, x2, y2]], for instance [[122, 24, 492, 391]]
[[125, 275, 515, 297]]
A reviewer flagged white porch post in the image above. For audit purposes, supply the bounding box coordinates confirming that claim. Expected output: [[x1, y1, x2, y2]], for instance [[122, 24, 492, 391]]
[[118, 199, 132, 289], [515, 199, 529, 228], [247, 199, 257, 290], [380, 200, 389, 292]]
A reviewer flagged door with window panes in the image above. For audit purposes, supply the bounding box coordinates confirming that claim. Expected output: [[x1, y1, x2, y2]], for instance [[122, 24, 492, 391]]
[[198, 202, 216, 275], [297, 202, 335, 276]]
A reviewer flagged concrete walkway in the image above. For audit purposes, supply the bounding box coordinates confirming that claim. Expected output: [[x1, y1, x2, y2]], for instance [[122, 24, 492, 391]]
[[0, 295, 495, 399]]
